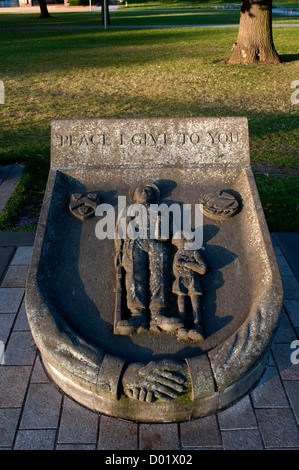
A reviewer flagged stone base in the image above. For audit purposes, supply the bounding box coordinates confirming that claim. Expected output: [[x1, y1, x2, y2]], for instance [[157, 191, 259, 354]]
[[42, 353, 268, 423]]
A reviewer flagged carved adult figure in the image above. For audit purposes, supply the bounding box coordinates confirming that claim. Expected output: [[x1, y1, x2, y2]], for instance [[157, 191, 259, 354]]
[[115, 182, 183, 335], [172, 235, 207, 341]]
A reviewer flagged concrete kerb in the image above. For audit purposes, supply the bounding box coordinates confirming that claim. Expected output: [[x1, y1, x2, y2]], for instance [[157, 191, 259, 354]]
[[0, 164, 24, 215]]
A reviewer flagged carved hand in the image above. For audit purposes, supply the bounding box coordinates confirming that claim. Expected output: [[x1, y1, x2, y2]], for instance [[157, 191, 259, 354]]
[[122, 360, 188, 403], [114, 251, 122, 269]]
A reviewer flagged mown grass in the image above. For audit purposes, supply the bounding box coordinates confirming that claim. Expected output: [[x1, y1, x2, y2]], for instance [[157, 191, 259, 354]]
[[253, 172, 299, 232], [0, 13, 298, 231], [0, 10, 241, 26], [0, 157, 49, 231]]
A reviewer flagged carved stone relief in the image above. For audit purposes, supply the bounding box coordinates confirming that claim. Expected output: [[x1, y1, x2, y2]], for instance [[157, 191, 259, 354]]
[[113, 183, 242, 343], [200, 190, 241, 220], [69, 192, 99, 221]]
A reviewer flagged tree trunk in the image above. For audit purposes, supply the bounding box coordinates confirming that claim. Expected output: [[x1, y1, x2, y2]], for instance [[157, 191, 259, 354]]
[[38, 0, 52, 19], [229, 0, 280, 64]]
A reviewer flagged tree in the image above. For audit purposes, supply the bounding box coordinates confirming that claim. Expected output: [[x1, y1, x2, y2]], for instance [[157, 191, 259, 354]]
[[229, 0, 280, 64], [38, 0, 52, 19]]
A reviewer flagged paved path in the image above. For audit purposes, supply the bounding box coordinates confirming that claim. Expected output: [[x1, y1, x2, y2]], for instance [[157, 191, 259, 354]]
[[0, 230, 298, 450], [0, 4, 297, 30], [0, 5, 120, 13], [0, 23, 298, 30], [274, 7, 299, 16]]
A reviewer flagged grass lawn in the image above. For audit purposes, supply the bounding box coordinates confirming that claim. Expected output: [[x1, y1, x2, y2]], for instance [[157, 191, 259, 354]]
[[0, 10, 244, 27], [0, 9, 298, 231]]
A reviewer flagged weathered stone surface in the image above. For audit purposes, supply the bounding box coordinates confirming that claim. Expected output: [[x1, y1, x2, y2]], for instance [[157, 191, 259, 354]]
[[0, 246, 15, 283], [221, 429, 264, 450], [20, 382, 62, 429], [180, 414, 221, 448], [139, 423, 180, 450], [51, 117, 250, 168], [0, 366, 31, 407], [0, 409, 21, 447], [98, 415, 138, 450], [25, 117, 283, 422], [255, 408, 299, 448], [57, 396, 98, 444], [14, 430, 56, 450]]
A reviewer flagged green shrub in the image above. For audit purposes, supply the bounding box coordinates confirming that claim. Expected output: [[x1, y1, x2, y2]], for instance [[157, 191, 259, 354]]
[[68, 0, 97, 6]]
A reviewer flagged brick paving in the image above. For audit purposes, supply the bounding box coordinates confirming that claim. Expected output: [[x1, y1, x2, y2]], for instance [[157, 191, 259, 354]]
[[0, 232, 298, 450]]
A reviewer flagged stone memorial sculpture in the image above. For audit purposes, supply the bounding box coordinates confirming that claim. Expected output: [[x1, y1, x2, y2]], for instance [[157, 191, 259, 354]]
[[25, 117, 283, 422]]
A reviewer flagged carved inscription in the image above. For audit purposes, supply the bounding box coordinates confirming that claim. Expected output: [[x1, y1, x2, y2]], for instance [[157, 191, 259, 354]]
[[58, 131, 239, 147]]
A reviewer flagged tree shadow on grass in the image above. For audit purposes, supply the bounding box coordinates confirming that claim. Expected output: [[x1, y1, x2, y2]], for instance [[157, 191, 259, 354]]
[[0, 27, 235, 77], [279, 53, 299, 62]]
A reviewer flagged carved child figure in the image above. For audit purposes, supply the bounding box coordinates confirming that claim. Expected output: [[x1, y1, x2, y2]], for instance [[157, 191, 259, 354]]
[[172, 235, 207, 341]]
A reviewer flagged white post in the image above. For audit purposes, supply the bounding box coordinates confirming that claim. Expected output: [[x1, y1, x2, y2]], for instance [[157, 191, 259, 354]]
[[0, 81, 4, 105], [103, 0, 108, 30]]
